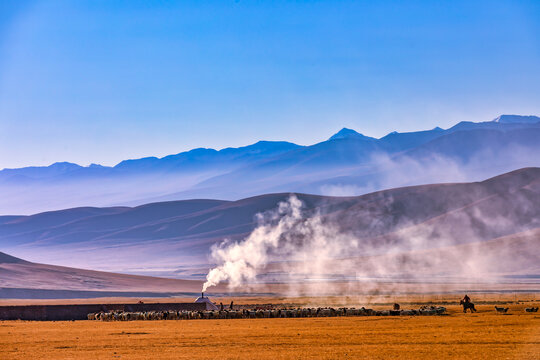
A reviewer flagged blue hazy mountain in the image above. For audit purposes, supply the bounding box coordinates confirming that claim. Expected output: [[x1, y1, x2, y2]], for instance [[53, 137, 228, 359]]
[[328, 128, 377, 141], [492, 114, 540, 124], [114, 140, 302, 173], [1, 114, 540, 214], [0, 141, 301, 182]]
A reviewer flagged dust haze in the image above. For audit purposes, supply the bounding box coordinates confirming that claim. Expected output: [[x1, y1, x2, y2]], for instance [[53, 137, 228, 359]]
[[203, 193, 539, 298]]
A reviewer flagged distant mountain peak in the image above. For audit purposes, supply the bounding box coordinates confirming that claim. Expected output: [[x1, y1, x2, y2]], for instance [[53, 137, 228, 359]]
[[88, 163, 106, 168], [492, 114, 540, 124], [49, 162, 81, 168], [328, 128, 375, 141]]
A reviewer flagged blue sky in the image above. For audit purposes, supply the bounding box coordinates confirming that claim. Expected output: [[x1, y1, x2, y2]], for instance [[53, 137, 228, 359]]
[[0, 0, 539, 168]]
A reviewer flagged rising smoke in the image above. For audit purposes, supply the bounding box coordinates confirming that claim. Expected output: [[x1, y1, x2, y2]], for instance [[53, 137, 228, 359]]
[[202, 191, 540, 296], [320, 145, 540, 197], [202, 195, 358, 292]]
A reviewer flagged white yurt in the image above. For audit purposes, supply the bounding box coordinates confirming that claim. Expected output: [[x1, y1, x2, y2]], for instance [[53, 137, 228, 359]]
[[194, 293, 219, 310]]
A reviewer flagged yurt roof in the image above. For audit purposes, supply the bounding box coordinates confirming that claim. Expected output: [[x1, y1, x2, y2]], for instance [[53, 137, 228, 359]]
[[194, 296, 219, 310]]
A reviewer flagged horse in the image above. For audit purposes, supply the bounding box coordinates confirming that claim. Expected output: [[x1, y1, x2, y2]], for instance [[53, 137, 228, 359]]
[[460, 299, 476, 313]]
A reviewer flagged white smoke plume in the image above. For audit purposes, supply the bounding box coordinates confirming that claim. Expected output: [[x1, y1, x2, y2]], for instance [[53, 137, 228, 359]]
[[202, 190, 540, 296], [202, 195, 300, 292], [202, 195, 358, 292]]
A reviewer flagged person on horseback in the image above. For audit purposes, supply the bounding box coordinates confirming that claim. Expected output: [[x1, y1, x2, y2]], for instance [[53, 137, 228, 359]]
[[460, 294, 476, 313]]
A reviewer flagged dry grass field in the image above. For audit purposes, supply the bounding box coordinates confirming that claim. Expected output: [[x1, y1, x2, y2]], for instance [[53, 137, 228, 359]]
[[1, 299, 539, 360]]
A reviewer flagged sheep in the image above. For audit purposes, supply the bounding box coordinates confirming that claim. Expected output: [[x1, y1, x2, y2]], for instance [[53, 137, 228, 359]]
[[418, 307, 437, 315], [83, 303, 456, 322], [494, 306, 509, 313], [400, 309, 416, 316], [361, 307, 374, 316], [435, 306, 446, 314]]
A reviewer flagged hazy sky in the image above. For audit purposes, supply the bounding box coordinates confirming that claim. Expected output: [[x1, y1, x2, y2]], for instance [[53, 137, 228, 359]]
[[1, 0, 539, 168]]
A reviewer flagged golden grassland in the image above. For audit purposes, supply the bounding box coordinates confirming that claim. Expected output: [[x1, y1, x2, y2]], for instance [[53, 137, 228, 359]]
[[1, 296, 539, 360]]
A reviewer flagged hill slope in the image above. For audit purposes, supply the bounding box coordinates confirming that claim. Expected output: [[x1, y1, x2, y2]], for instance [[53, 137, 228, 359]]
[[0, 251, 215, 299], [1, 168, 539, 278]]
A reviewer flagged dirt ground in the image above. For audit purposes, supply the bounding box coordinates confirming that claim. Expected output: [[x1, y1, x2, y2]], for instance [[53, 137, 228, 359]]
[[1, 291, 537, 306], [0, 299, 539, 359]]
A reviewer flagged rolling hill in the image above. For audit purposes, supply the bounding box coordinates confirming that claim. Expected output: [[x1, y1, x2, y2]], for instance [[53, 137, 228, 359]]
[[1, 168, 539, 280], [0, 251, 213, 299]]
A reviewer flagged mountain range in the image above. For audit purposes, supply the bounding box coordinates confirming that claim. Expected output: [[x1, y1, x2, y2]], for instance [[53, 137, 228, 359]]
[[1, 114, 540, 215]]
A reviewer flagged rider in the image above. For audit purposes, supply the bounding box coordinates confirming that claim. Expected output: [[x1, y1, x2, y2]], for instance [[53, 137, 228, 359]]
[[462, 294, 471, 303]]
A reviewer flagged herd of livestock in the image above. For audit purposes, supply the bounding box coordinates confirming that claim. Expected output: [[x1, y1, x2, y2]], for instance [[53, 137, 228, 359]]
[[494, 306, 538, 313], [88, 305, 447, 321]]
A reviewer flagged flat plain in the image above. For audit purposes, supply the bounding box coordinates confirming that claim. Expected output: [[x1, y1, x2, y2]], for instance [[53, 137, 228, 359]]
[[1, 299, 539, 360]]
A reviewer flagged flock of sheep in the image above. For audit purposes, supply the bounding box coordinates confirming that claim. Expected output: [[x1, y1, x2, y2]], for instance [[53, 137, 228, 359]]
[[494, 306, 538, 313], [88, 305, 447, 321]]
